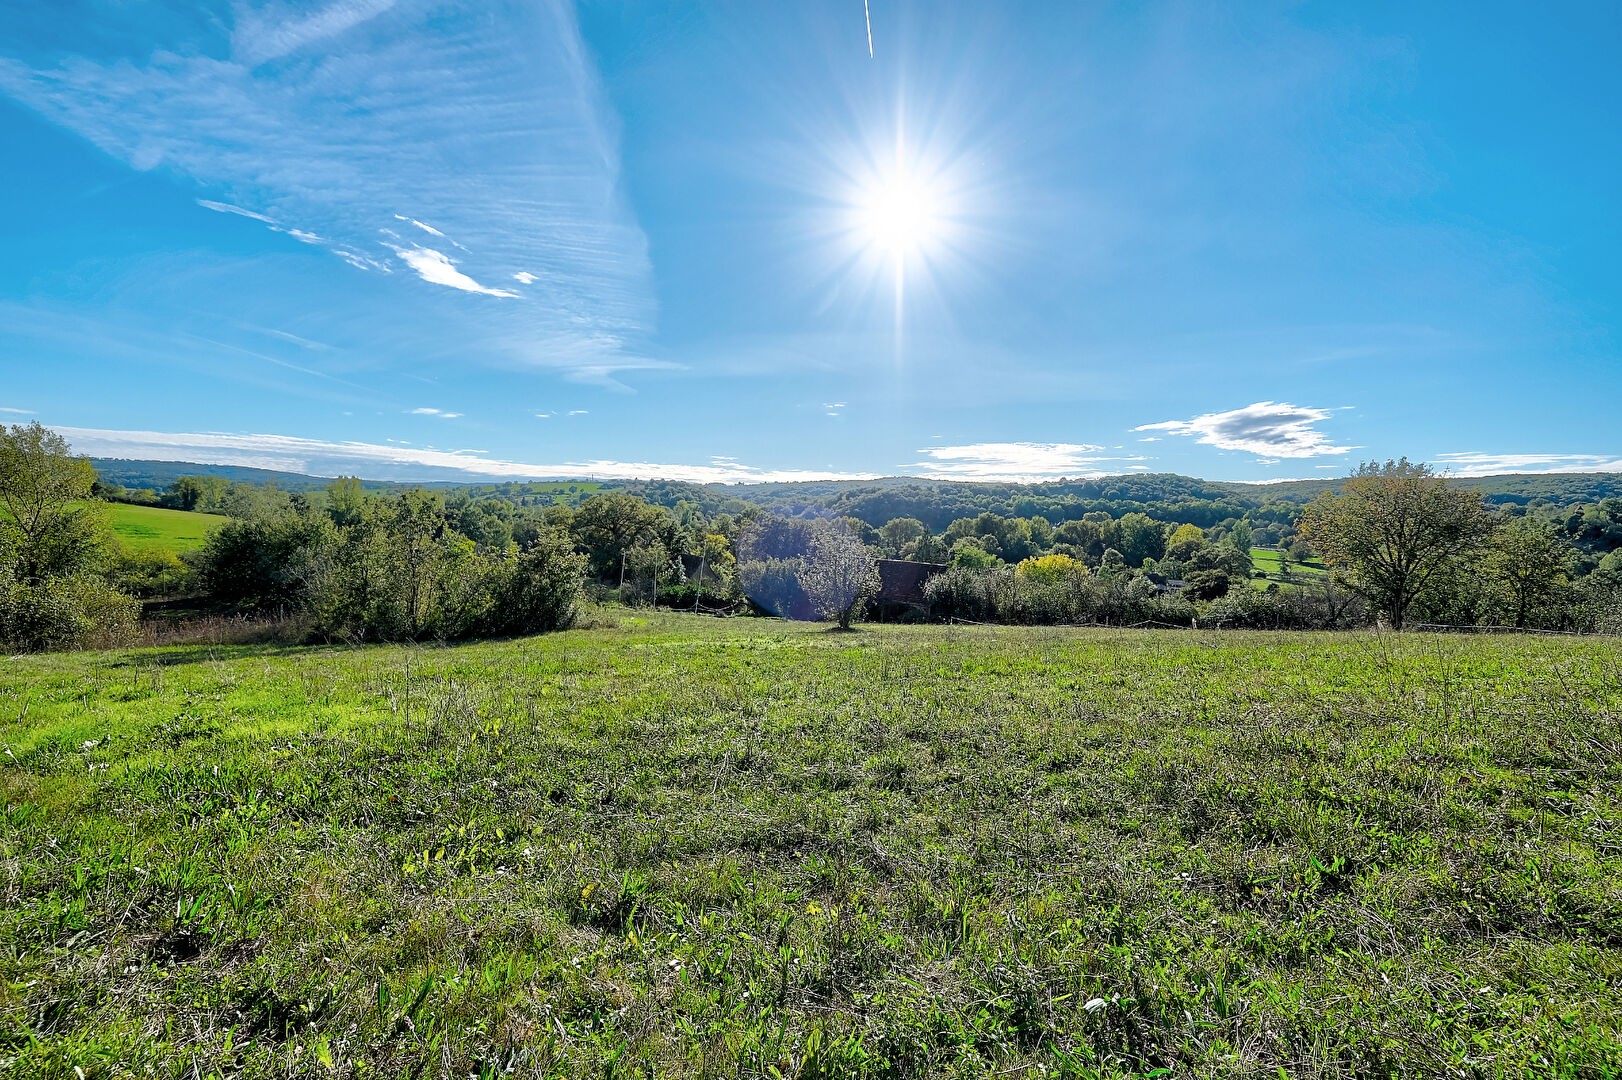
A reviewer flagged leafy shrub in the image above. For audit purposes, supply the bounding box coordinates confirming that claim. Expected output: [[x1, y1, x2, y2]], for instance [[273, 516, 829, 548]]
[[1181, 569, 1231, 600], [195, 514, 338, 609], [486, 532, 587, 635], [924, 565, 1004, 622], [108, 548, 193, 598], [0, 570, 140, 651]]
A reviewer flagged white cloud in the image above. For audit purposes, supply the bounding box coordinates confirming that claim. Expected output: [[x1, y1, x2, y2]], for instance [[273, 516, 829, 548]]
[[513, 272, 538, 284], [1135, 401, 1353, 458], [52, 425, 875, 484], [910, 442, 1130, 482], [334, 249, 389, 272], [196, 198, 277, 224], [0, 0, 656, 377], [534, 412, 551, 419], [567, 409, 589, 416], [408, 407, 461, 418], [389, 246, 519, 299], [1433, 453, 1622, 477], [0, 406, 34, 414], [394, 214, 445, 238]]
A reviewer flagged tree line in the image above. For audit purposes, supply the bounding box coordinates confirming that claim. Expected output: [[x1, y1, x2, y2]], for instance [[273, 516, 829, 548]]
[[4, 422, 1620, 651]]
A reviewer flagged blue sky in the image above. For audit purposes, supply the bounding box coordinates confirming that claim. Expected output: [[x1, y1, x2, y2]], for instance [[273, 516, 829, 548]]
[[2, 0, 1618, 484]]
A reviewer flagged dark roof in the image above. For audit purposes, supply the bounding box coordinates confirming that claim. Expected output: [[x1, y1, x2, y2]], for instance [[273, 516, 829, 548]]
[[876, 559, 947, 605]]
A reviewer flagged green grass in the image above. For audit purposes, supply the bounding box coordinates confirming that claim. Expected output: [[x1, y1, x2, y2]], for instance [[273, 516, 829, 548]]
[[3, 617, 1620, 1077], [104, 503, 223, 554]]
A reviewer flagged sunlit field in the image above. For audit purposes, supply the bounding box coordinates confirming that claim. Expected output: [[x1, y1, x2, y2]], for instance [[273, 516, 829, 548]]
[[3, 616, 1619, 1077], [104, 503, 222, 554]]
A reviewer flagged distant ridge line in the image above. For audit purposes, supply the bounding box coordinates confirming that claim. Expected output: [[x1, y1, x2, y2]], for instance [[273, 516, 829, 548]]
[[87, 457, 1622, 507]]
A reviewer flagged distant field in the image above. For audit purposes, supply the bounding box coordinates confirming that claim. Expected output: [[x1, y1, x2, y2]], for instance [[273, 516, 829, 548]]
[[3, 618, 1619, 1076], [1248, 546, 1328, 591], [105, 502, 223, 553]]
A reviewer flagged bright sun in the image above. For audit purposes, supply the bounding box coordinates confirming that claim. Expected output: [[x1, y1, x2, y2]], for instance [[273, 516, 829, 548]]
[[856, 171, 943, 258]]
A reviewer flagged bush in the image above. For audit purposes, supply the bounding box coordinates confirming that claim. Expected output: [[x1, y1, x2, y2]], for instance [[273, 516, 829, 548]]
[[924, 565, 1006, 622], [108, 548, 193, 598], [487, 532, 587, 635], [0, 570, 140, 651], [1203, 582, 1369, 630], [195, 514, 337, 609]]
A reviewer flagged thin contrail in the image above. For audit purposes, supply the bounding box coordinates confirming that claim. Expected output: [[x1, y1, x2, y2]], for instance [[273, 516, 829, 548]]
[[864, 0, 873, 57]]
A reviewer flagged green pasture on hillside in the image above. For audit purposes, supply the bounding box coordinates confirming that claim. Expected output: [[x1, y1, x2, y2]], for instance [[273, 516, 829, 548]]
[[104, 503, 222, 554], [1248, 547, 1329, 591], [2, 617, 1620, 1077]]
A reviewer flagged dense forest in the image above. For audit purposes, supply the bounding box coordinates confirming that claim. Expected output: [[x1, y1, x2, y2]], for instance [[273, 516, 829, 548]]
[[4, 429, 1619, 652]]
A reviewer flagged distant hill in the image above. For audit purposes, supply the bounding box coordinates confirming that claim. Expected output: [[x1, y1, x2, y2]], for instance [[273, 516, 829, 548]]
[[90, 459, 413, 493], [86, 458, 1622, 524], [1213, 473, 1622, 506]]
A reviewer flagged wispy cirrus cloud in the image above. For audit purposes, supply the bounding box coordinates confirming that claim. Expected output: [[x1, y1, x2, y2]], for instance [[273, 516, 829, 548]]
[[0, 0, 654, 376], [1434, 452, 1622, 476], [1135, 401, 1353, 458], [408, 407, 462, 419], [196, 199, 276, 224], [233, 0, 405, 67], [910, 442, 1139, 482], [0, 406, 35, 415], [53, 426, 872, 485], [393, 214, 445, 239]]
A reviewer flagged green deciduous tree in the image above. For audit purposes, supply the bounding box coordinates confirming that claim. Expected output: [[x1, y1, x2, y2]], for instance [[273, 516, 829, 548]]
[[0, 422, 105, 582], [0, 424, 136, 650], [1226, 519, 1254, 553], [1115, 513, 1165, 568], [572, 493, 666, 581], [878, 517, 929, 557], [1298, 459, 1492, 629], [1485, 517, 1574, 628], [1166, 523, 1206, 562]]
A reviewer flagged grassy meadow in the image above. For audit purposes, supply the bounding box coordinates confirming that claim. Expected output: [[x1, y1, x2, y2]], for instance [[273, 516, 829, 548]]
[[104, 503, 222, 554], [1248, 548, 1328, 591], [2, 617, 1620, 1077]]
